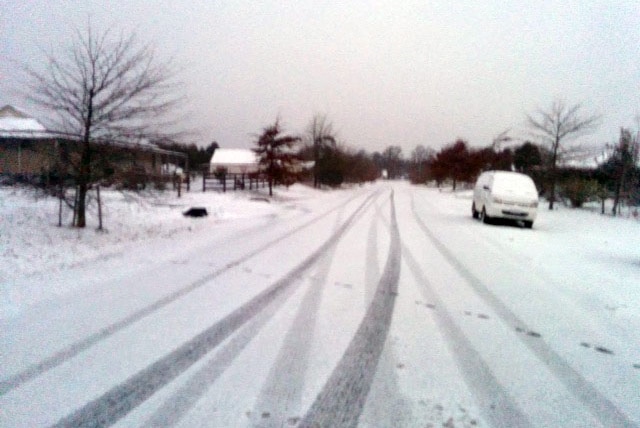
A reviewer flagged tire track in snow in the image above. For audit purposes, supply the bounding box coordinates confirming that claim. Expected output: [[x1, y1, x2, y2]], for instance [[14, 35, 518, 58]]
[[364, 196, 383, 305], [359, 194, 412, 427], [402, 244, 532, 428], [0, 189, 371, 396], [142, 203, 356, 427], [375, 192, 526, 427], [140, 265, 304, 427], [299, 191, 401, 428], [410, 195, 638, 428], [250, 203, 347, 427], [49, 190, 380, 428]]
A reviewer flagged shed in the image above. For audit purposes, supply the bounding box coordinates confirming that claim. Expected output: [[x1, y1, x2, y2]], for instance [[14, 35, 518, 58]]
[[209, 148, 260, 174]]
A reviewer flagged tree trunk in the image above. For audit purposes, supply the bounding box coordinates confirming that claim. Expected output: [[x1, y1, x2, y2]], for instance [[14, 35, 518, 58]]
[[97, 184, 103, 231], [76, 182, 88, 227], [72, 186, 79, 226], [76, 93, 94, 228], [612, 161, 628, 216], [58, 182, 63, 227], [548, 139, 559, 210]]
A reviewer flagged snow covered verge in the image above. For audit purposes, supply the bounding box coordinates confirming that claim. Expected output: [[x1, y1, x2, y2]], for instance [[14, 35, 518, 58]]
[[0, 184, 327, 298]]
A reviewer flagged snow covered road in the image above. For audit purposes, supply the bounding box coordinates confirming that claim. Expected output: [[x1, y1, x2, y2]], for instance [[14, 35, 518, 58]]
[[1, 182, 639, 427]]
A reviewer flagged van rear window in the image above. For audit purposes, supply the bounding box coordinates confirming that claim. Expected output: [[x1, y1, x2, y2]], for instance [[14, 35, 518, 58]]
[[492, 174, 535, 193]]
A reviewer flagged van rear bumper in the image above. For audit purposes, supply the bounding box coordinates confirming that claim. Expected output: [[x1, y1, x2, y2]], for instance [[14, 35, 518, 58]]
[[501, 209, 529, 217], [485, 203, 537, 221]]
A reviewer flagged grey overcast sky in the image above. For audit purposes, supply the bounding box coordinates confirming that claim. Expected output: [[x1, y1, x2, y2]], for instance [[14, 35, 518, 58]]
[[1, 1, 639, 154]]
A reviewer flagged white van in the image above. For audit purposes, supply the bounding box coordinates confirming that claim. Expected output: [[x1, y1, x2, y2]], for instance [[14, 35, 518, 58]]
[[472, 171, 539, 228]]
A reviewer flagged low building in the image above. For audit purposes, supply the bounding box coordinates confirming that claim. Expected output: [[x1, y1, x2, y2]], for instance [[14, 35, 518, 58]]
[[0, 105, 186, 182], [0, 105, 55, 175], [209, 148, 260, 174]]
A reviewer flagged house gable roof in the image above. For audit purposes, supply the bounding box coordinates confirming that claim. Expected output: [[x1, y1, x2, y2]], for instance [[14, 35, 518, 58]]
[[0, 105, 30, 119], [0, 105, 47, 137]]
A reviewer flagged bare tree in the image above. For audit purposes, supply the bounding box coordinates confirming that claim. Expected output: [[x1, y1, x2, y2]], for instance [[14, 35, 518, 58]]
[[305, 114, 337, 188], [381, 145, 404, 179], [527, 100, 600, 209], [23, 23, 183, 227], [408, 144, 434, 184]]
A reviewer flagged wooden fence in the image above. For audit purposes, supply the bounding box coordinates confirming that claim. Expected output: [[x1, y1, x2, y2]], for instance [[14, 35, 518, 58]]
[[201, 170, 268, 192]]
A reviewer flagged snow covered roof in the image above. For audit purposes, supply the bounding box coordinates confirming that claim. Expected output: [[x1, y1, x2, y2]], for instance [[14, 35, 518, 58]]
[[0, 105, 49, 138], [210, 148, 260, 174], [210, 148, 259, 165], [559, 146, 615, 169]]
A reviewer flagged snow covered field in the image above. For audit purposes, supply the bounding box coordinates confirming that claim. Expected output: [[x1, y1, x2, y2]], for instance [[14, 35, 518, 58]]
[[1, 181, 639, 427]]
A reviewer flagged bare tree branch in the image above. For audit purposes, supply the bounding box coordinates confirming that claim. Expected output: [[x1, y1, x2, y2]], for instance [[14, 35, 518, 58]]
[[526, 99, 601, 209], [305, 114, 338, 188]]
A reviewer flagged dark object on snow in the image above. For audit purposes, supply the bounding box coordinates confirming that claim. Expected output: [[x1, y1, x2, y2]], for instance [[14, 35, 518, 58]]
[[183, 207, 208, 217]]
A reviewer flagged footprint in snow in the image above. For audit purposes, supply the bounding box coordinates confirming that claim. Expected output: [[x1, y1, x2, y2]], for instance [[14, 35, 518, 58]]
[[595, 346, 614, 355], [464, 311, 490, 320], [515, 327, 542, 338], [415, 300, 435, 309], [580, 342, 614, 355]]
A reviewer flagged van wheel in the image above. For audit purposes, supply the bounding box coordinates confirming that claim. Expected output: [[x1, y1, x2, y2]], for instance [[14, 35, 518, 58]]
[[481, 208, 492, 224], [524, 221, 533, 229], [472, 202, 479, 219]]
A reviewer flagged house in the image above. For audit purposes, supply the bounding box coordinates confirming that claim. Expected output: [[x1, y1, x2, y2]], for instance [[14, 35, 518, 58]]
[[0, 105, 54, 175], [0, 104, 187, 182]]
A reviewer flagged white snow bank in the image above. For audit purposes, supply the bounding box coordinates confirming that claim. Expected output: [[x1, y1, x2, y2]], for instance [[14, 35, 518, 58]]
[[0, 184, 322, 286]]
